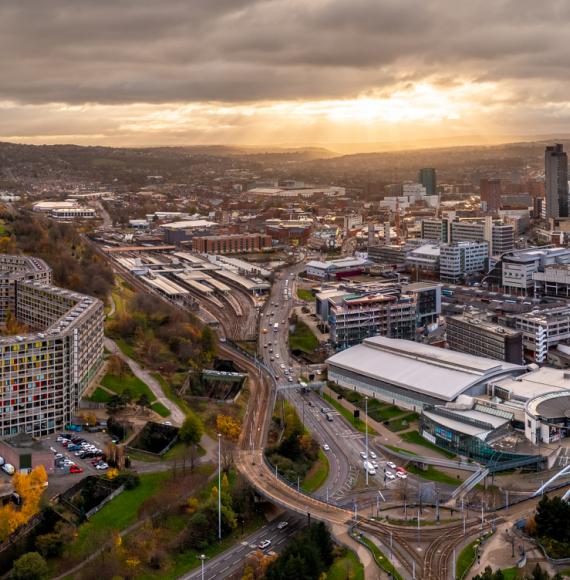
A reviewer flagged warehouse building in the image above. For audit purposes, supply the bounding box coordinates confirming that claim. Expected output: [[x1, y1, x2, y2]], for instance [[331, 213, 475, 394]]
[[0, 255, 104, 437], [327, 336, 524, 411]]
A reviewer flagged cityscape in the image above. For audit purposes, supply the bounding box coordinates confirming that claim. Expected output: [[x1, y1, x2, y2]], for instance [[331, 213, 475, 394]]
[[1, 2, 570, 580]]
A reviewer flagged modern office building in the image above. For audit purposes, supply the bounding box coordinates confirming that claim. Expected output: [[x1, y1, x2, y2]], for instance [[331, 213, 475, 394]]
[[491, 224, 515, 256], [501, 247, 570, 293], [439, 241, 489, 282], [327, 293, 417, 349], [0, 255, 104, 437], [305, 257, 370, 280], [419, 168, 437, 196], [545, 144, 569, 219], [533, 264, 570, 298], [508, 306, 570, 363], [446, 313, 524, 364], [192, 233, 272, 254], [405, 243, 441, 274], [421, 218, 449, 242]]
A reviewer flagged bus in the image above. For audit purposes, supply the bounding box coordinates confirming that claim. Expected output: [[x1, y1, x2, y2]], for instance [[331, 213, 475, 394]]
[[273, 323, 279, 332]]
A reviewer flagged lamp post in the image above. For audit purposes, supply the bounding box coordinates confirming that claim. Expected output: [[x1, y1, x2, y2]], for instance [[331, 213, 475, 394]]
[[365, 395, 369, 486], [199, 554, 208, 580], [218, 433, 222, 542]]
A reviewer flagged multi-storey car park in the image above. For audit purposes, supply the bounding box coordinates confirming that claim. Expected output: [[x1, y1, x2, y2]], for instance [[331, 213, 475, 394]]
[[0, 255, 104, 437]]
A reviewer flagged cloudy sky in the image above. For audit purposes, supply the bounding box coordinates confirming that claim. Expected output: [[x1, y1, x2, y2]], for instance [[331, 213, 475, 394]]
[[1, 0, 570, 148]]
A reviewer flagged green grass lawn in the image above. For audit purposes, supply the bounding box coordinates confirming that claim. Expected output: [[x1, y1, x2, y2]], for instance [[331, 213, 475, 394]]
[[366, 400, 403, 422], [86, 387, 112, 403], [456, 539, 479, 580], [327, 548, 364, 580], [151, 401, 171, 417], [322, 392, 378, 436], [302, 448, 330, 492], [400, 430, 456, 459], [500, 568, 520, 580], [407, 464, 460, 486], [101, 371, 156, 403], [152, 372, 192, 415], [385, 444, 418, 456], [357, 533, 402, 580], [114, 337, 138, 360], [289, 319, 319, 353], [68, 472, 170, 559], [386, 413, 419, 432], [297, 288, 315, 302]]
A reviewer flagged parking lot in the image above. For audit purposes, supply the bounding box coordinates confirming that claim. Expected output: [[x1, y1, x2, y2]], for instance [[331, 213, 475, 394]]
[[42, 430, 116, 497]]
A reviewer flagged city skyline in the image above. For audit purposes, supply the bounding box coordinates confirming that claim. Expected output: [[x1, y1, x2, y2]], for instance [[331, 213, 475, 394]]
[[2, 0, 570, 148]]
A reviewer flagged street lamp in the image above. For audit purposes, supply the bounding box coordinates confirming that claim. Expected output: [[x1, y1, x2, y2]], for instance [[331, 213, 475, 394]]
[[199, 554, 208, 580], [365, 395, 369, 486], [218, 433, 222, 542]]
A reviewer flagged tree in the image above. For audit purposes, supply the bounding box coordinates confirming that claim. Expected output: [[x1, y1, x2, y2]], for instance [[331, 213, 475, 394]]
[[137, 393, 151, 414], [200, 326, 217, 365], [216, 415, 241, 441], [179, 412, 203, 471], [12, 552, 48, 580]]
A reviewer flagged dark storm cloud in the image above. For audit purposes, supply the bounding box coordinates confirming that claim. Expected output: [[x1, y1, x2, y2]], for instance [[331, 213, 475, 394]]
[[0, 0, 569, 105]]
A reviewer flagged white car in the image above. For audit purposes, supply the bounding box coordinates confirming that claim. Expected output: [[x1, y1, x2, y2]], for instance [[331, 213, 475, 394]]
[[50, 446, 57, 453], [96, 462, 109, 470], [372, 461, 379, 468], [387, 461, 397, 469], [385, 471, 396, 480], [258, 539, 272, 550], [359, 451, 367, 460], [277, 521, 288, 530], [280, 363, 286, 369], [397, 472, 407, 479], [323, 444, 330, 451], [288, 377, 294, 382], [369, 451, 377, 459], [275, 354, 280, 359]]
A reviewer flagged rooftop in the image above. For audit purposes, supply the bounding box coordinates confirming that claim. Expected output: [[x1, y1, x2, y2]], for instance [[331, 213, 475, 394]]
[[327, 336, 523, 402]]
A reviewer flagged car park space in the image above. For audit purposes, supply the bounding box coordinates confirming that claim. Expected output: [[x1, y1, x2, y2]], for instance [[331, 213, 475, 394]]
[[50, 432, 110, 475]]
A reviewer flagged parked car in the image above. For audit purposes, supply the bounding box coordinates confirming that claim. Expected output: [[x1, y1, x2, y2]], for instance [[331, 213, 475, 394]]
[[2, 463, 14, 475], [387, 461, 397, 470], [385, 471, 396, 480], [396, 472, 407, 479], [369, 451, 377, 459], [69, 465, 83, 474], [95, 462, 109, 470]]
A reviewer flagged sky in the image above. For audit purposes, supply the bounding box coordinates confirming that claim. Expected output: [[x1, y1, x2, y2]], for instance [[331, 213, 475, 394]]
[[1, 0, 570, 149]]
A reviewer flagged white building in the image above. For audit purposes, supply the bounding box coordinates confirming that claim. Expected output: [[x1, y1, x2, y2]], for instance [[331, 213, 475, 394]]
[[439, 241, 488, 282]]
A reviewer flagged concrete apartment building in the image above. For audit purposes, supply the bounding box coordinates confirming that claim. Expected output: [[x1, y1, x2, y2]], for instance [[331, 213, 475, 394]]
[[447, 313, 524, 364], [0, 255, 104, 437], [192, 233, 272, 254]]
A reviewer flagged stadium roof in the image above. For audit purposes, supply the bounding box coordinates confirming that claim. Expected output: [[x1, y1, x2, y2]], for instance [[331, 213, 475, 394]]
[[327, 336, 524, 402]]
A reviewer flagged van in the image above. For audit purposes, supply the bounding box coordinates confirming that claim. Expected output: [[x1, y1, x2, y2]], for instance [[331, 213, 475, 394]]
[[363, 461, 376, 475], [2, 464, 15, 476]]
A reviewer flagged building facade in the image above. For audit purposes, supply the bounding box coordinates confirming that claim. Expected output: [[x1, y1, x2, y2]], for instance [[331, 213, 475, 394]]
[[192, 233, 272, 254], [446, 314, 524, 364], [419, 168, 437, 196], [0, 255, 104, 437], [439, 241, 489, 282], [545, 144, 569, 220]]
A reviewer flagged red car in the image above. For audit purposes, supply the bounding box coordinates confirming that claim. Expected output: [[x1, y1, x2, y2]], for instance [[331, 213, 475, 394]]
[[69, 465, 83, 474]]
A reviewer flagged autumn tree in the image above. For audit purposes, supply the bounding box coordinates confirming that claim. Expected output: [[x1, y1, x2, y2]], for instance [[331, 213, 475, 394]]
[[179, 412, 204, 471]]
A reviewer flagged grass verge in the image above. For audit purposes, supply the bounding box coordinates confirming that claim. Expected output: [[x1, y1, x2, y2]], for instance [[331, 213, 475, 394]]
[[400, 430, 456, 459], [289, 319, 319, 353], [67, 471, 170, 559], [101, 371, 157, 403], [385, 444, 418, 456], [327, 548, 364, 580], [357, 533, 402, 580], [322, 392, 378, 436], [297, 288, 315, 302], [406, 464, 460, 486], [86, 387, 112, 403], [456, 539, 479, 579], [302, 448, 330, 492], [152, 372, 192, 415], [151, 401, 171, 417]]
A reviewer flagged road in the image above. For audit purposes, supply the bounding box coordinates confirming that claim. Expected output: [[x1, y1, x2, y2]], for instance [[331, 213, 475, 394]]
[[180, 516, 305, 580]]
